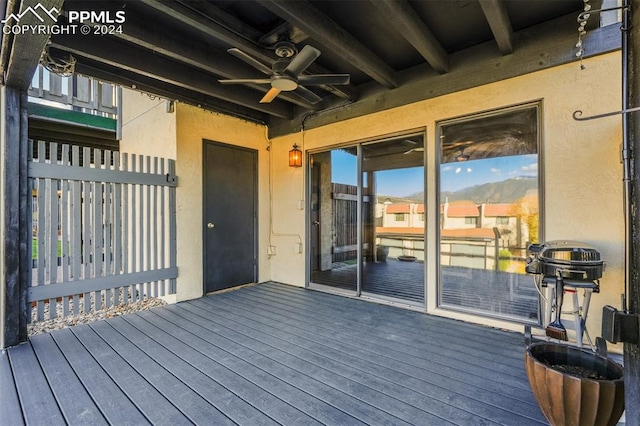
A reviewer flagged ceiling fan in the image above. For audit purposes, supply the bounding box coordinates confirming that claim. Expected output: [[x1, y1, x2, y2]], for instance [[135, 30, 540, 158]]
[[218, 41, 350, 104], [400, 138, 424, 155], [403, 147, 424, 155]]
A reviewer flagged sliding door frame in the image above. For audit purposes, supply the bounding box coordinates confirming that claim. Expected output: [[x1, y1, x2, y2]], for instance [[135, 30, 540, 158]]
[[306, 128, 428, 311]]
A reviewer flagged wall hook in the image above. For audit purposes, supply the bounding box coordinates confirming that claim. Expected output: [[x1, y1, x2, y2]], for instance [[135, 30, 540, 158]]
[[573, 106, 640, 121], [577, 5, 630, 22]]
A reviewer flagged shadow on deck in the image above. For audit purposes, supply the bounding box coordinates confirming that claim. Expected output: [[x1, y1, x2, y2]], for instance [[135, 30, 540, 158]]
[[1, 282, 548, 425]]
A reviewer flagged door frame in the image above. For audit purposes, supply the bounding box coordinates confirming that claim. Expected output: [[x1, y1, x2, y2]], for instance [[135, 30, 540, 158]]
[[202, 139, 258, 293], [305, 129, 428, 310]]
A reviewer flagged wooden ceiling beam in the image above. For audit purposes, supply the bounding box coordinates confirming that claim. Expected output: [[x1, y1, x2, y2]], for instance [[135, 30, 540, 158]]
[[269, 15, 619, 137], [49, 34, 293, 118], [137, 0, 356, 101], [63, 0, 319, 109], [479, 0, 514, 55], [61, 2, 318, 110], [256, 0, 398, 89], [2, 0, 63, 88], [72, 59, 270, 124], [116, 17, 317, 110], [176, 0, 264, 41], [371, 0, 448, 74]]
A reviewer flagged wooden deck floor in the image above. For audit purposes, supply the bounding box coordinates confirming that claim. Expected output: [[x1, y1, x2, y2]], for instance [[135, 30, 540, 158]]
[[311, 259, 425, 302], [1, 282, 549, 425]]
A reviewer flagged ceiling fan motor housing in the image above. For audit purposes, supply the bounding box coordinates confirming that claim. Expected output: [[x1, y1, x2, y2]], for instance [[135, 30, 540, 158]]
[[274, 41, 297, 58]]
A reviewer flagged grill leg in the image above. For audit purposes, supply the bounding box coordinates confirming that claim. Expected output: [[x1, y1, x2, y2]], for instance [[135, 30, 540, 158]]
[[564, 286, 595, 350], [572, 291, 583, 348]]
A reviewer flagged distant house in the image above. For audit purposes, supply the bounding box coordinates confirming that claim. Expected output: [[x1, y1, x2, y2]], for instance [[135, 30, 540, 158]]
[[379, 200, 527, 248]]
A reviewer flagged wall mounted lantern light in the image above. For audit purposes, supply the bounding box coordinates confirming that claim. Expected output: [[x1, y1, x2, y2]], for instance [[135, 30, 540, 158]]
[[289, 144, 302, 167]]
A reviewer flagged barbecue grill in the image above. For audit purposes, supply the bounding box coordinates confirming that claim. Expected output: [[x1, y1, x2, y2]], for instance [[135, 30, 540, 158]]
[[526, 240, 604, 281], [526, 240, 604, 347]]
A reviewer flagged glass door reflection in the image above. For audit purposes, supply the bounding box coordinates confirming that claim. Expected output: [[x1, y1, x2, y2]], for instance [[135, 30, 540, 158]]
[[361, 137, 425, 303], [438, 105, 540, 323], [309, 148, 358, 292]]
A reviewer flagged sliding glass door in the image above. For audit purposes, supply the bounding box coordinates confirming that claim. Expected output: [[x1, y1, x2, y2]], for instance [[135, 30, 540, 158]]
[[437, 104, 541, 323], [309, 148, 359, 292], [361, 137, 425, 303], [309, 135, 425, 305]]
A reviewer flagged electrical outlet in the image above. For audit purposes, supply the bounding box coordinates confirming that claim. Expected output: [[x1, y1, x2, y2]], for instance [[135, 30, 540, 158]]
[[297, 200, 305, 210], [296, 243, 303, 253], [268, 246, 276, 256]]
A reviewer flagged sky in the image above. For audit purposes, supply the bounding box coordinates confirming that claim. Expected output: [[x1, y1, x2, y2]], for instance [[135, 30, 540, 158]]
[[331, 150, 538, 197], [440, 154, 538, 192]]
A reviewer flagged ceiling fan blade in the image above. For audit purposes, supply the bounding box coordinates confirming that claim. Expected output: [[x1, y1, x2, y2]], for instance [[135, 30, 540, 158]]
[[260, 87, 282, 103], [298, 74, 350, 86], [228, 48, 272, 75], [285, 45, 320, 76], [293, 85, 323, 104], [219, 79, 272, 84]]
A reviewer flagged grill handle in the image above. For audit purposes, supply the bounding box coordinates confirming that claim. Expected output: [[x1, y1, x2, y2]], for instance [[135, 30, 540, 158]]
[[557, 268, 588, 279]]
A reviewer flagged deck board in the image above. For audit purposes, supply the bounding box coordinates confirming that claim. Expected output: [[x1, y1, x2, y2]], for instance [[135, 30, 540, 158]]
[[2, 282, 550, 425], [0, 350, 26, 425], [88, 320, 232, 425], [29, 333, 106, 425], [189, 293, 544, 422], [141, 308, 388, 425], [51, 328, 151, 425], [8, 342, 66, 425], [268, 282, 531, 366], [69, 324, 192, 425], [178, 300, 506, 425], [207, 287, 542, 412], [237, 285, 532, 383], [159, 304, 449, 425], [111, 315, 281, 426]]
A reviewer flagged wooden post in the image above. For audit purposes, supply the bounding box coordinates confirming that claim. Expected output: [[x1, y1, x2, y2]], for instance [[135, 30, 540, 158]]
[[627, 0, 640, 422], [0, 86, 29, 348]]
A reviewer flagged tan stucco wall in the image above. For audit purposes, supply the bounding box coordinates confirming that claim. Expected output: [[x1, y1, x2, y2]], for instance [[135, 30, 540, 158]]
[[120, 90, 177, 159], [119, 52, 625, 348], [269, 52, 624, 339], [174, 104, 271, 302], [120, 90, 271, 303]]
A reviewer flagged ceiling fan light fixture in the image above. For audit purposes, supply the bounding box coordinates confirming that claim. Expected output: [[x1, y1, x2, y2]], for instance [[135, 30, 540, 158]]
[[271, 75, 298, 91]]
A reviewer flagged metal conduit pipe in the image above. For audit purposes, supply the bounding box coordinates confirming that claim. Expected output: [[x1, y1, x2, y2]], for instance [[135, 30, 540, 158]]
[[625, 0, 640, 422], [623, 0, 632, 313]]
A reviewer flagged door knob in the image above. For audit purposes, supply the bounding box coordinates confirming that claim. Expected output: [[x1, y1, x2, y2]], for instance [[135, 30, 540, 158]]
[[207, 223, 215, 229], [313, 220, 320, 225]]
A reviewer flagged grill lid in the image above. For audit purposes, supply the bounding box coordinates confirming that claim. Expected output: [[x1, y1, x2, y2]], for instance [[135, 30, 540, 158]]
[[536, 240, 602, 265]]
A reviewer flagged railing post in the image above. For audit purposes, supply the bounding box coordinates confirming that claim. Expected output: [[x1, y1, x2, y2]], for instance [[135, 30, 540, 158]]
[[0, 86, 29, 349]]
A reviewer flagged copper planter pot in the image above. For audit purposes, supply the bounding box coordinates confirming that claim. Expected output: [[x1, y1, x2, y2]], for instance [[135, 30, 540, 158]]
[[525, 342, 624, 426]]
